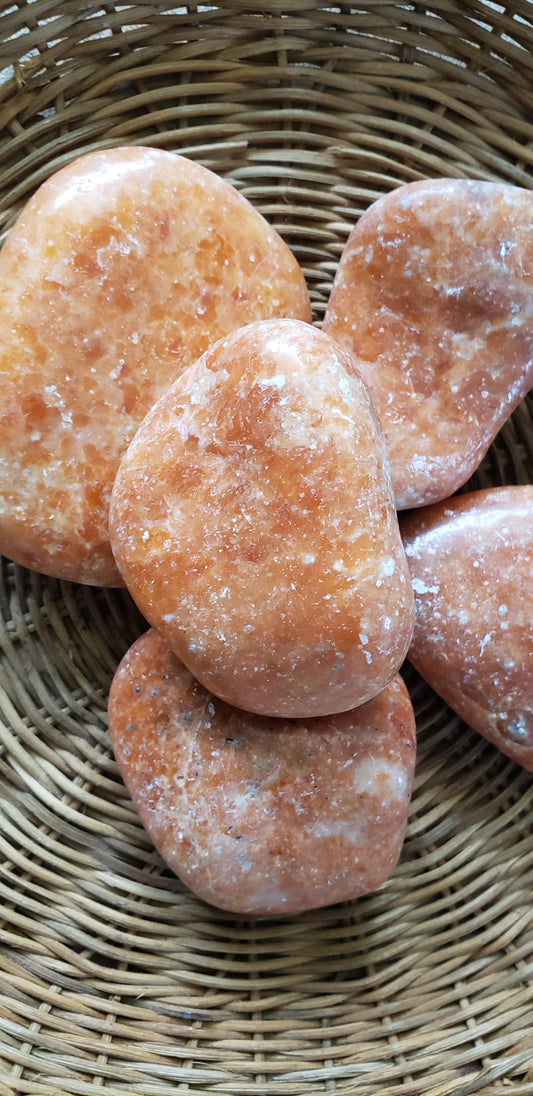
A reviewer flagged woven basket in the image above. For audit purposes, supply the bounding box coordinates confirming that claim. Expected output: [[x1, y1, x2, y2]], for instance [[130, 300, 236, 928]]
[[0, 4, 532, 1095]]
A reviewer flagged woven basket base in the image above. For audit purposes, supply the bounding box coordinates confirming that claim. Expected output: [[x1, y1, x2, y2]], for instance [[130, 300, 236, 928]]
[[0, 4, 532, 1094]]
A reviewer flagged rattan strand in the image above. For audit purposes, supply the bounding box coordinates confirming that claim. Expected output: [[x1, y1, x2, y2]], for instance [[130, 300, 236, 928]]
[[0, 3, 532, 1094]]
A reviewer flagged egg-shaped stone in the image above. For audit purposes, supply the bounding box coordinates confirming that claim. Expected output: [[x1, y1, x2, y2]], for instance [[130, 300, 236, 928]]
[[110, 318, 415, 718]]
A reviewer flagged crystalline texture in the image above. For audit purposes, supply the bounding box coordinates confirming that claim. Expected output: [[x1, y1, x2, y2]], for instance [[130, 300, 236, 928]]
[[110, 318, 415, 718], [0, 147, 311, 584], [108, 629, 417, 916], [402, 486, 533, 770], [324, 179, 533, 509]]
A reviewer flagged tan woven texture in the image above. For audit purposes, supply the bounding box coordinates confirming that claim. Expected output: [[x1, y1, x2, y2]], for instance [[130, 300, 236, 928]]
[[0, 3, 532, 1094]]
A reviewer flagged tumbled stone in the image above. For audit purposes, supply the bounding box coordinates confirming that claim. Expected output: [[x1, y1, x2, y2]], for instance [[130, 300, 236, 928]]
[[323, 179, 533, 509], [402, 486, 533, 770], [108, 628, 417, 916], [110, 318, 415, 718], [0, 146, 311, 585]]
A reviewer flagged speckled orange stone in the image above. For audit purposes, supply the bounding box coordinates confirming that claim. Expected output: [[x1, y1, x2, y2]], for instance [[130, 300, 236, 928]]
[[402, 486, 533, 770], [0, 146, 311, 585], [110, 318, 415, 718], [323, 179, 533, 509], [108, 628, 417, 916]]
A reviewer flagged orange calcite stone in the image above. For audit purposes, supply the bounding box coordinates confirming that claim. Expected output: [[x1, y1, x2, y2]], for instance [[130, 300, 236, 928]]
[[323, 179, 533, 509], [110, 318, 415, 718], [0, 146, 310, 585], [401, 486, 533, 770], [108, 628, 417, 916]]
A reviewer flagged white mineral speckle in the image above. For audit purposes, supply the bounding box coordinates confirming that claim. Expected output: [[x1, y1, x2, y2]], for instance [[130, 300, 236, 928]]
[[236, 852, 253, 872], [257, 374, 286, 388], [412, 577, 439, 595], [479, 632, 493, 655], [44, 384, 63, 404], [507, 715, 528, 741], [353, 756, 406, 798], [311, 819, 362, 842]]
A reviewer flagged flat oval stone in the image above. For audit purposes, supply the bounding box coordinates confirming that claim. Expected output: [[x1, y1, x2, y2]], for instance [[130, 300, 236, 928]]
[[108, 628, 417, 916], [323, 179, 533, 509], [402, 486, 533, 770], [110, 318, 415, 718], [0, 146, 311, 585]]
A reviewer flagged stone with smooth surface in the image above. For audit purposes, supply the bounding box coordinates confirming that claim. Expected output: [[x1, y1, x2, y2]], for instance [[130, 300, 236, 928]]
[[0, 146, 311, 585], [323, 179, 533, 509], [110, 318, 415, 718], [402, 486, 533, 770], [108, 628, 417, 916]]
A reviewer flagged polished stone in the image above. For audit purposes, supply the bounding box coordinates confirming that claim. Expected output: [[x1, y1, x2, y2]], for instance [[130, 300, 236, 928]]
[[0, 146, 311, 585], [323, 179, 533, 509], [402, 486, 533, 770], [110, 318, 415, 718], [108, 628, 417, 916]]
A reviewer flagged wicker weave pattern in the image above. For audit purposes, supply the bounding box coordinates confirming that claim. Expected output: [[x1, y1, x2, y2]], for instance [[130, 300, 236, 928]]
[[0, 3, 532, 1093]]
